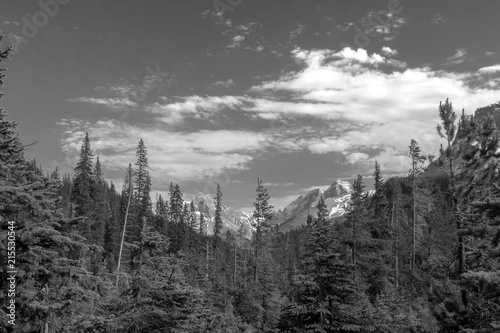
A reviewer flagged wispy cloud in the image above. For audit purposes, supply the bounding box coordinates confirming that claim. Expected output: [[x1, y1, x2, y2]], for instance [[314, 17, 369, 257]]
[[208, 78, 235, 90], [430, 13, 447, 25], [446, 48, 467, 64], [69, 97, 137, 109]]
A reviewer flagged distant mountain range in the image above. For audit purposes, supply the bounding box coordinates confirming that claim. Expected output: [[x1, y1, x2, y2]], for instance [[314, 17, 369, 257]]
[[190, 193, 255, 238], [189, 179, 355, 236], [273, 180, 354, 232]]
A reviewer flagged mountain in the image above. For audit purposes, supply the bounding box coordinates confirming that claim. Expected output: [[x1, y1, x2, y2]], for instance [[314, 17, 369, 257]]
[[190, 193, 254, 238], [275, 180, 353, 232]]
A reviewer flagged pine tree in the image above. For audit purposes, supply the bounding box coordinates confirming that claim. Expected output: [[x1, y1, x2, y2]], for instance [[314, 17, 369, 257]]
[[199, 212, 206, 235], [133, 139, 151, 241], [72, 132, 94, 241], [213, 184, 223, 240], [252, 178, 274, 284], [346, 175, 366, 267], [112, 223, 212, 332], [409, 139, 427, 271], [104, 181, 120, 271], [372, 160, 387, 218], [436, 98, 469, 307], [279, 193, 371, 332], [91, 156, 106, 247], [189, 201, 197, 231]]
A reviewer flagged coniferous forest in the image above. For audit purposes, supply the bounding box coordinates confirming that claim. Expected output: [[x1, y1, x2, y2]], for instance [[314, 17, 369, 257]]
[[2, 16, 500, 333]]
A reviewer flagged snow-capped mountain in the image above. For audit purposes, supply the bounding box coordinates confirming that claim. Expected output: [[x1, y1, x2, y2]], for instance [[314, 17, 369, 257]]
[[274, 180, 353, 232], [190, 193, 254, 238]]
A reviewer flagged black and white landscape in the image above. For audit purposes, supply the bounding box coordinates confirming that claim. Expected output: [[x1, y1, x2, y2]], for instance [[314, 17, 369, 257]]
[[1, 1, 500, 332]]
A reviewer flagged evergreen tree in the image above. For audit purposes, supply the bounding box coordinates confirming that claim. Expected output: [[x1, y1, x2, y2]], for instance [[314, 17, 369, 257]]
[[133, 139, 151, 240], [279, 195, 371, 332], [189, 201, 197, 231], [346, 175, 366, 267], [71, 132, 94, 241], [104, 181, 120, 271], [372, 160, 387, 218], [91, 156, 106, 247], [436, 98, 469, 307], [213, 184, 223, 240], [252, 178, 274, 283], [409, 139, 427, 271], [199, 212, 206, 235]]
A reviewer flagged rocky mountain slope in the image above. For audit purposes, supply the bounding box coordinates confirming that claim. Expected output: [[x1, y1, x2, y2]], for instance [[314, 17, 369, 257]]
[[274, 180, 353, 232], [190, 193, 254, 238]]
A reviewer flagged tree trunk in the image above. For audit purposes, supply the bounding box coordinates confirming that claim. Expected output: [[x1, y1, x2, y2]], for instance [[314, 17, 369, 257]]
[[116, 185, 132, 287], [411, 163, 416, 271]]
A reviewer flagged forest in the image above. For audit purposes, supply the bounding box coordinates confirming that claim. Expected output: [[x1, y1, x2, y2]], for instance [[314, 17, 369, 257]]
[[1, 36, 500, 333]]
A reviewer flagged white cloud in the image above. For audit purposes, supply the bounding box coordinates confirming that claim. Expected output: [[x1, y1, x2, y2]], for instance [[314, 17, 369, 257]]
[[227, 35, 245, 48], [479, 65, 500, 74], [69, 97, 138, 109], [146, 95, 244, 125], [58, 118, 271, 184], [345, 152, 370, 164], [244, 47, 498, 172], [381, 46, 398, 56]]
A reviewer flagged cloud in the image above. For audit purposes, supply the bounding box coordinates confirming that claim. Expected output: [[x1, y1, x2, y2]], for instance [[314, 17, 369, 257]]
[[479, 65, 500, 74], [146, 95, 244, 125], [358, 12, 407, 42], [447, 48, 467, 64], [208, 78, 235, 90], [430, 13, 447, 24], [243, 47, 498, 173], [290, 23, 305, 39], [227, 35, 245, 48], [69, 97, 138, 109], [64, 45, 499, 181], [57, 118, 270, 184], [262, 182, 294, 187], [381, 46, 398, 56]]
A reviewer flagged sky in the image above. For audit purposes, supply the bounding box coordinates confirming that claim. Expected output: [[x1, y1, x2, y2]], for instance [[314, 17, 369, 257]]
[[1, 0, 499, 212]]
